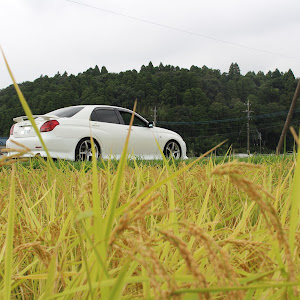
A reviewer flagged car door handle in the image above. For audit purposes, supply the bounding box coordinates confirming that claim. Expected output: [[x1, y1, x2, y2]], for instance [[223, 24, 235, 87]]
[[127, 128, 133, 131], [92, 124, 100, 127]]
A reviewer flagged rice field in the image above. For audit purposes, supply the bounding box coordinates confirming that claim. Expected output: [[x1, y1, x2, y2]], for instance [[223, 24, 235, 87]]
[[1, 152, 300, 299]]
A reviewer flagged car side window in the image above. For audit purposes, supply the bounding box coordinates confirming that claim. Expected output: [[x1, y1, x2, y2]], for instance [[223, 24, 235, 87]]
[[119, 111, 148, 127], [91, 109, 120, 124]]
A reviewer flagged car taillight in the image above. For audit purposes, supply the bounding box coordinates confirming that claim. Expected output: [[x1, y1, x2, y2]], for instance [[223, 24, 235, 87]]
[[40, 120, 59, 132], [10, 124, 15, 136]]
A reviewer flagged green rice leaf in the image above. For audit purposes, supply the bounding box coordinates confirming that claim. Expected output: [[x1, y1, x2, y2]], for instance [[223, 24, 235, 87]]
[[289, 136, 300, 255], [104, 100, 137, 244], [1, 48, 55, 166], [155, 139, 179, 234], [3, 166, 15, 300], [76, 210, 94, 221], [108, 260, 130, 300], [40, 252, 57, 300]]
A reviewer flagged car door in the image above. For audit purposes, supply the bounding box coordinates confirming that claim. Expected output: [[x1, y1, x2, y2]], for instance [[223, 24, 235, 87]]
[[90, 108, 126, 158], [117, 110, 159, 159]]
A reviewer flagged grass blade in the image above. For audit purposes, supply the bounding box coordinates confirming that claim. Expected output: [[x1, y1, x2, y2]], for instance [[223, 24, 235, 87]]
[[108, 260, 130, 300], [104, 100, 137, 244], [289, 131, 300, 255], [40, 252, 57, 300], [1, 47, 54, 166], [3, 165, 15, 300]]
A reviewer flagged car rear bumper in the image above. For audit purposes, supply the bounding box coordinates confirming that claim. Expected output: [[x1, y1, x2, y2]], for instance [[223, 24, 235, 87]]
[[6, 135, 78, 161]]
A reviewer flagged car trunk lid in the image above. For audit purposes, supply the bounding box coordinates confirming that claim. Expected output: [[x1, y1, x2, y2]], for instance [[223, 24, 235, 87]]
[[12, 115, 59, 138]]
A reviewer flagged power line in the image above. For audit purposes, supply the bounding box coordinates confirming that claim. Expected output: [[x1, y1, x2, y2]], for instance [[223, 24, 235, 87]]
[[181, 123, 293, 139], [157, 117, 246, 125], [180, 124, 287, 135], [157, 108, 300, 126], [64, 0, 300, 61], [169, 117, 300, 132]]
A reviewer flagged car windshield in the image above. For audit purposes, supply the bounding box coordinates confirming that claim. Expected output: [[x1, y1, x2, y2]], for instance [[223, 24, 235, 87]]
[[47, 107, 84, 118]]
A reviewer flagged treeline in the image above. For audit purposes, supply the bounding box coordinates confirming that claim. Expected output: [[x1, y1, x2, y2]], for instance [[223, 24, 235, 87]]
[[0, 62, 299, 155]]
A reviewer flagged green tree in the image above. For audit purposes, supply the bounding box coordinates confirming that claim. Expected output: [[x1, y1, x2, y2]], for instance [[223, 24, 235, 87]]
[[228, 63, 241, 80], [101, 66, 108, 74]]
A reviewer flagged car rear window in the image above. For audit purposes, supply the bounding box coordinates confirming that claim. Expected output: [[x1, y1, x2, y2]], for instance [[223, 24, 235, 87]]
[[48, 107, 84, 118]]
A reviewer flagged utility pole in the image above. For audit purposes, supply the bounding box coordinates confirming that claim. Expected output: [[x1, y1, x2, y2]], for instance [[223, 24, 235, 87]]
[[244, 99, 252, 155], [152, 106, 157, 126], [258, 131, 262, 154], [276, 79, 300, 154], [247, 99, 250, 155]]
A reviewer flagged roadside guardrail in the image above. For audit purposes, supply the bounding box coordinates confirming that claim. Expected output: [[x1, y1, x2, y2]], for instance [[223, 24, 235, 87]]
[[0, 137, 8, 157]]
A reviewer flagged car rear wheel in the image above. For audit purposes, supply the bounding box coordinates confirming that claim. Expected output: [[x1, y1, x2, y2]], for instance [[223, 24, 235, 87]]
[[164, 140, 181, 159], [75, 138, 100, 161]]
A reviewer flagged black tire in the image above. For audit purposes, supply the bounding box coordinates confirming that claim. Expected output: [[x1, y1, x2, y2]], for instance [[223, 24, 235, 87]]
[[163, 140, 181, 159], [75, 138, 100, 161]]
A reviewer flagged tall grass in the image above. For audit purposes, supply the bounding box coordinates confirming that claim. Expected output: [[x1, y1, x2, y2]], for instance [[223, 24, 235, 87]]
[[1, 49, 300, 299]]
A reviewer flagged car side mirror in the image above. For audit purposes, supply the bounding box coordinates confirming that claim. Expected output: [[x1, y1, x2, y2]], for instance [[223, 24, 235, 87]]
[[148, 121, 154, 128]]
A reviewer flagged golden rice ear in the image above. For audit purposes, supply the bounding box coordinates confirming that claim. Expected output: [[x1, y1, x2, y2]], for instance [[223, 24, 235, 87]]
[[290, 126, 299, 147], [0, 140, 31, 166], [212, 162, 297, 292]]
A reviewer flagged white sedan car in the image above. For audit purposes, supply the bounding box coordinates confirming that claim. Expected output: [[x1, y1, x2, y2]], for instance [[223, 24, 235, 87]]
[[6, 105, 187, 161]]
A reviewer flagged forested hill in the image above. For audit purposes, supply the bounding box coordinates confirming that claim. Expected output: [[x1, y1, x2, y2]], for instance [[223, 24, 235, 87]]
[[0, 62, 299, 155]]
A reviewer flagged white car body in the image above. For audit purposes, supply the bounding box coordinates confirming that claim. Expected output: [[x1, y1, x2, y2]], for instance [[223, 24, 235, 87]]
[[6, 105, 187, 161]]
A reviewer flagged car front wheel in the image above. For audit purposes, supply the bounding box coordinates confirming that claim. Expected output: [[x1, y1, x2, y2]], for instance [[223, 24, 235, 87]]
[[164, 140, 181, 159], [75, 138, 100, 161]]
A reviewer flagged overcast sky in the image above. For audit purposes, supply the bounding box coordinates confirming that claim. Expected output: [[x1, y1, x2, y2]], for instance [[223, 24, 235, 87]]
[[1, 0, 300, 90]]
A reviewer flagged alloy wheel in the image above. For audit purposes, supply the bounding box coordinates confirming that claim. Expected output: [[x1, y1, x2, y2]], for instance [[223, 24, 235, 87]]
[[165, 141, 181, 159], [77, 139, 99, 161]]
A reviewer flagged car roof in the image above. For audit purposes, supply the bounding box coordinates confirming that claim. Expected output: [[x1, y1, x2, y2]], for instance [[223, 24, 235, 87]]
[[65, 105, 133, 111], [60, 105, 148, 122]]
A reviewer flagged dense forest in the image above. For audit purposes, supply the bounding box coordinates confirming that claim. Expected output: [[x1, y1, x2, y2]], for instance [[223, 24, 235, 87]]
[[0, 62, 299, 156]]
